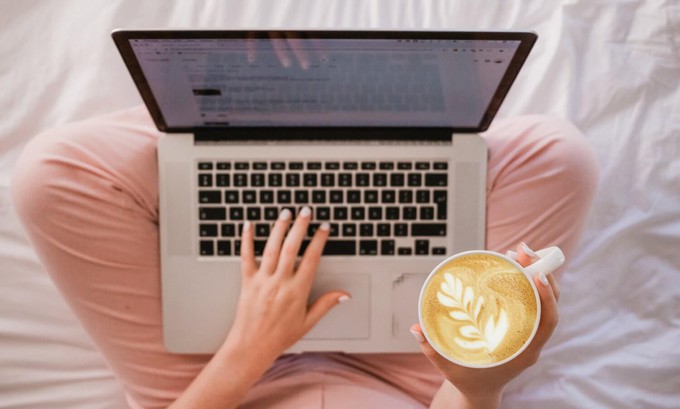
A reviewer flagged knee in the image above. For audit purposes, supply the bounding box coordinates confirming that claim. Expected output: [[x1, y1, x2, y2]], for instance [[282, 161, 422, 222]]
[[492, 115, 600, 202]]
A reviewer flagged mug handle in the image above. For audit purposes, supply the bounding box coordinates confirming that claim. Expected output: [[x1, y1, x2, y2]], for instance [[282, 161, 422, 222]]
[[523, 246, 565, 276]]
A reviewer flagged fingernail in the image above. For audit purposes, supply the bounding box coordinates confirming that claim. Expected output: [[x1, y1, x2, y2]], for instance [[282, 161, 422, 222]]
[[279, 208, 292, 220], [319, 222, 330, 231], [521, 242, 537, 258], [242, 220, 251, 232], [506, 250, 518, 260], [539, 272, 550, 286], [299, 206, 311, 218], [338, 295, 351, 304], [410, 328, 425, 343]]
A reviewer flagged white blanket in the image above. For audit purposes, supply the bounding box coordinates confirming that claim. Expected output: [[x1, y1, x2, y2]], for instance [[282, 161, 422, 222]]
[[1, 1, 678, 408]]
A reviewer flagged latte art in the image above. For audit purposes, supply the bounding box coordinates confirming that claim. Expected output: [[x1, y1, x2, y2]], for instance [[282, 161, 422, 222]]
[[421, 254, 538, 366]]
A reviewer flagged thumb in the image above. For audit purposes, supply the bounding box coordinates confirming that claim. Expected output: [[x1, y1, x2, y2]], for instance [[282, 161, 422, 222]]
[[410, 323, 452, 372], [304, 291, 351, 332]]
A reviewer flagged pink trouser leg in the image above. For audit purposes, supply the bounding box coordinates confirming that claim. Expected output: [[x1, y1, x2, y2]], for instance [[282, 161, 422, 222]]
[[11, 107, 597, 408]]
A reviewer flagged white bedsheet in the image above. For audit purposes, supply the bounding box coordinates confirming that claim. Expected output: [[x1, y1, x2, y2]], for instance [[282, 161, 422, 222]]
[[1, 1, 678, 408]]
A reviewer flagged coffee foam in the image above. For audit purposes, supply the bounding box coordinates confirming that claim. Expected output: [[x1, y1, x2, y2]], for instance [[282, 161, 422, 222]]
[[421, 254, 537, 366]]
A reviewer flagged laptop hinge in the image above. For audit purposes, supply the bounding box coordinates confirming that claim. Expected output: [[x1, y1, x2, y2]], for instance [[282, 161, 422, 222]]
[[193, 127, 453, 142]]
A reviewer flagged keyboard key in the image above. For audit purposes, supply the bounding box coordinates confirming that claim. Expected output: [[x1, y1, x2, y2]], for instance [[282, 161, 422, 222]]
[[242, 190, 257, 203], [234, 240, 241, 255], [234, 173, 247, 187], [364, 190, 379, 203], [329, 190, 344, 203], [420, 207, 435, 220], [342, 223, 357, 237], [394, 223, 408, 236], [397, 162, 412, 170], [198, 174, 213, 187], [286, 174, 300, 187], [415, 239, 430, 255], [325, 162, 340, 170], [373, 173, 387, 187], [434, 190, 447, 220], [224, 190, 239, 203], [253, 162, 267, 170], [356, 173, 370, 187], [368, 207, 382, 220], [199, 207, 226, 220], [390, 173, 405, 187], [217, 240, 231, 256], [271, 162, 285, 170], [347, 190, 361, 203], [351, 207, 365, 220], [381, 190, 396, 203], [323, 240, 356, 255], [255, 223, 270, 237], [221, 223, 236, 237], [216, 174, 230, 187], [398, 247, 412, 255], [339, 173, 352, 187], [320, 173, 335, 187], [425, 173, 448, 187], [379, 162, 394, 170], [316, 207, 331, 220], [199, 190, 221, 204], [343, 162, 358, 170], [381, 239, 395, 255], [277, 190, 292, 204], [253, 240, 267, 256], [433, 162, 448, 170], [268, 173, 283, 187], [303, 174, 318, 187], [416, 190, 430, 203], [264, 207, 278, 220], [416, 162, 430, 170], [251, 174, 265, 186], [260, 190, 274, 203], [198, 162, 213, 170], [377, 223, 391, 236], [359, 240, 378, 255], [307, 162, 322, 170], [199, 224, 218, 237], [398, 190, 413, 203], [360, 223, 374, 236], [386, 207, 400, 220], [312, 190, 326, 204], [403, 207, 417, 220], [246, 207, 261, 220], [200, 240, 215, 255], [407, 173, 422, 187], [334, 207, 348, 220], [432, 247, 447, 255], [412, 223, 447, 236], [229, 207, 244, 220], [361, 161, 376, 170], [294, 190, 309, 204], [216, 162, 231, 170], [289, 162, 304, 170], [235, 162, 249, 170]]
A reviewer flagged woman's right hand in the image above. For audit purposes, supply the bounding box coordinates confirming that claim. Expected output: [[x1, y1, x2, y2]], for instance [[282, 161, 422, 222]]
[[224, 207, 350, 364]]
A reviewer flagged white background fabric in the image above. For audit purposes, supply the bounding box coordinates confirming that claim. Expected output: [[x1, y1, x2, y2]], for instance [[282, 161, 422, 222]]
[[1, 1, 678, 408]]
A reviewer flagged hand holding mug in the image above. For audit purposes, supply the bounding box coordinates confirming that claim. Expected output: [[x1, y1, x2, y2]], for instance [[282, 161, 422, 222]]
[[411, 243, 562, 399]]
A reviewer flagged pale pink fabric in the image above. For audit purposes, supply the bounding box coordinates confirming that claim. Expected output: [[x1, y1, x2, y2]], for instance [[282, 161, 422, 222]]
[[11, 106, 598, 409]]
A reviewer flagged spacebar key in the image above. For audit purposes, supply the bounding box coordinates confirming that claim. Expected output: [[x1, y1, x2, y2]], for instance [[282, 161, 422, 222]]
[[322, 240, 357, 255], [411, 223, 447, 236]]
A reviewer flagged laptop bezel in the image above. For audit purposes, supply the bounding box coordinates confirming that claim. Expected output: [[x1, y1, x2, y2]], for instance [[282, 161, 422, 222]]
[[112, 29, 537, 139]]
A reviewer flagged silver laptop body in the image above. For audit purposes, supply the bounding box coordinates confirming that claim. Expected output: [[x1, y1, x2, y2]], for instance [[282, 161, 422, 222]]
[[112, 29, 537, 354]]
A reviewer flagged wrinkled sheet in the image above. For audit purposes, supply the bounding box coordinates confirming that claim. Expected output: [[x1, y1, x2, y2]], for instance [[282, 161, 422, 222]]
[[1, 1, 678, 408]]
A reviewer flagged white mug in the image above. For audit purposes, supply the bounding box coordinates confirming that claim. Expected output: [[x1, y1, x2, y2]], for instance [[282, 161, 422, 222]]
[[418, 246, 565, 368]]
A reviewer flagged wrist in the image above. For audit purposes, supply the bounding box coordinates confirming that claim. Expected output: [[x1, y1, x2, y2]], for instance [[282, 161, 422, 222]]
[[458, 387, 504, 409]]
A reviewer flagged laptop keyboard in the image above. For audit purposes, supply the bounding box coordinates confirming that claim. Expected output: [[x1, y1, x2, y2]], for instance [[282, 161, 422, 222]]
[[196, 160, 449, 257]]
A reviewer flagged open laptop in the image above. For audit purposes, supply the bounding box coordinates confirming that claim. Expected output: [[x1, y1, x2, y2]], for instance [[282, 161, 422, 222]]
[[112, 29, 537, 354]]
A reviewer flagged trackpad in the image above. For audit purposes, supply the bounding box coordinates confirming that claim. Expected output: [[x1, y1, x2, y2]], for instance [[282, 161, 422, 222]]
[[303, 273, 370, 340]]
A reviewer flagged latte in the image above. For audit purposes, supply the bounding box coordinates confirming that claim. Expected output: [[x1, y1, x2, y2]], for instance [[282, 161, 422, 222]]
[[420, 253, 538, 366]]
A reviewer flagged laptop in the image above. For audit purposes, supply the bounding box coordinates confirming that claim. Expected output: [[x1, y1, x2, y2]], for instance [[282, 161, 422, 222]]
[[112, 29, 537, 354]]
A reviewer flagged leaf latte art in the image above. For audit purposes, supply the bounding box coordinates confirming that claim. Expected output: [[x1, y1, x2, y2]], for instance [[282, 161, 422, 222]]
[[421, 254, 538, 366]]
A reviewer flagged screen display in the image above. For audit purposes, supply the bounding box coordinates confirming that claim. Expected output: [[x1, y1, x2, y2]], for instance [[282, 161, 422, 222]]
[[117, 32, 531, 130]]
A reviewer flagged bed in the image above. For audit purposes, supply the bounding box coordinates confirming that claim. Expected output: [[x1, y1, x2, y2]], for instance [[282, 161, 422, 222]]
[[1, 1, 678, 408]]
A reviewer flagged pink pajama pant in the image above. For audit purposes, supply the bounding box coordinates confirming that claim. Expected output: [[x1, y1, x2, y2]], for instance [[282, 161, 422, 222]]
[[11, 107, 598, 409]]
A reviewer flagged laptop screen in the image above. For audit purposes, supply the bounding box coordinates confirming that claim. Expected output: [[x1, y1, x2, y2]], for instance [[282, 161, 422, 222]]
[[113, 31, 536, 133]]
